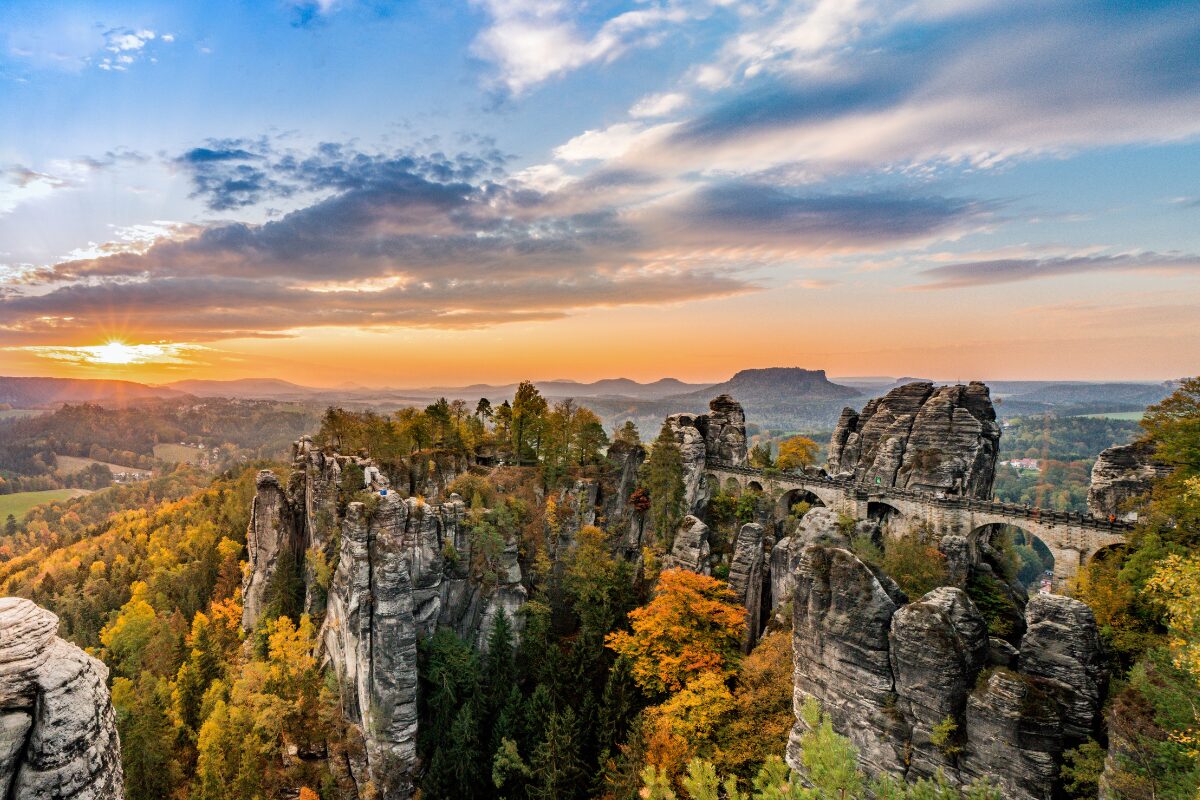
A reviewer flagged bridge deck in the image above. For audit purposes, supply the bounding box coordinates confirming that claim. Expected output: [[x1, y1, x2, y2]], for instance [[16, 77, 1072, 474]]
[[707, 461, 1133, 534]]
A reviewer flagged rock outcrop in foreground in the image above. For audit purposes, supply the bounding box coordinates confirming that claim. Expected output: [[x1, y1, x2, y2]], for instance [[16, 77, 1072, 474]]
[[827, 381, 1000, 498], [0, 597, 124, 799], [788, 544, 1104, 800], [1087, 440, 1170, 520]]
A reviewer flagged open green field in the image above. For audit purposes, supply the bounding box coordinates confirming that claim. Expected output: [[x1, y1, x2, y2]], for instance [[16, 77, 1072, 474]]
[[55, 455, 149, 476], [0, 409, 45, 420], [1077, 411, 1145, 421], [154, 443, 205, 464], [0, 488, 90, 521]]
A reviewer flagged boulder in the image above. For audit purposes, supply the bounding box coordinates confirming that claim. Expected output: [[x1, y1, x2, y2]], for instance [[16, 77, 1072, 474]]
[[888, 588, 988, 779], [665, 395, 749, 515], [703, 394, 749, 465], [665, 414, 712, 518], [0, 598, 123, 800], [788, 545, 908, 777], [959, 669, 1066, 800]]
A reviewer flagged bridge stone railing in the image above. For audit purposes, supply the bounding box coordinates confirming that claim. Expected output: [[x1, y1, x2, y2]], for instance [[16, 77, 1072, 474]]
[[707, 461, 1134, 534]]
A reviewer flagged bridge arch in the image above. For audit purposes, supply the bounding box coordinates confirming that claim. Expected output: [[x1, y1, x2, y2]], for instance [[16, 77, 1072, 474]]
[[971, 523, 1056, 589], [867, 499, 905, 533], [746, 479, 765, 493], [777, 487, 826, 515], [963, 511, 1125, 584]]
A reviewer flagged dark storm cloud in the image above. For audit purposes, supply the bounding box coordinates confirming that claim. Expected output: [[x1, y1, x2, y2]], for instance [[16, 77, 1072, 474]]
[[916, 252, 1200, 289]]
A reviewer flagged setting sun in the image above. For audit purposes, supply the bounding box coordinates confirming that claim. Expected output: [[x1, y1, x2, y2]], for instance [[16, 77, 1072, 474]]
[[91, 340, 139, 365]]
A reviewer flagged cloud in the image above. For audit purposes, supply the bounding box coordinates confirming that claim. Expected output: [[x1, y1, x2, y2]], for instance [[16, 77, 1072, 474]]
[[470, 0, 704, 94], [916, 252, 1200, 289], [2, 141, 997, 344], [634, 182, 997, 252], [18, 342, 210, 367], [0, 152, 144, 215], [174, 138, 508, 211], [630, 92, 689, 118], [0, 167, 65, 215], [599, 2, 1200, 179], [96, 27, 173, 71]]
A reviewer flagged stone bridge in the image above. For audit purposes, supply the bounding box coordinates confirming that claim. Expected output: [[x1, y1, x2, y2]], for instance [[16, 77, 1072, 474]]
[[707, 462, 1131, 582]]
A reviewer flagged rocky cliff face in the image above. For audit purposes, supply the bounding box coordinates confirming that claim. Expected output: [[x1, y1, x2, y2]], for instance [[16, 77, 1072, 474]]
[[242, 440, 531, 797], [728, 522, 768, 648], [243, 469, 302, 629], [604, 439, 647, 556], [1087, 440, 1170, 520], [666, 515, 711, 574], [787, 544, 1104, 799], [666, 394, 749, 516], [0, 597, 124, 800], [827, 382, 1000, 498]]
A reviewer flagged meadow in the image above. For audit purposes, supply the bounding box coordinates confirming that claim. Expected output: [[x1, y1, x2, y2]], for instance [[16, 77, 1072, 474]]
[[0, 488, 90, 521]]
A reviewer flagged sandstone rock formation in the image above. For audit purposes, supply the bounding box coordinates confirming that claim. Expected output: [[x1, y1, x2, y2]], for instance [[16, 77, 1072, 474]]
[[0, 597, 124, 800], [242, 469, 302, 629], [1087, 440, 1170, 520], [787, 544, 1105, 799], [666, 394, 749, 516], [241, 441, 530, 798], [728, 522, 768, 647], [1018, 594, 1106, 739], [603, 439, 647, 555], [827, 382, 1000, 498], [666, 515, 711, 574], [767, 508, 852, 612]]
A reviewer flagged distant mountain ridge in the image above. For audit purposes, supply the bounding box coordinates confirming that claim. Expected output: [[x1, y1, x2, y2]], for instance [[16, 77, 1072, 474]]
[[0, 376, 180, 408], [162, 378, 318, 398]]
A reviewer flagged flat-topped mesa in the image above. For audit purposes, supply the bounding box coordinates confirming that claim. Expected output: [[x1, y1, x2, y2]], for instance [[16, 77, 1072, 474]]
[[1087, 440, 1170, 520], [666, 394, 749, 515], [0, 597, 124, 800], [827, 381, 1000, 498]]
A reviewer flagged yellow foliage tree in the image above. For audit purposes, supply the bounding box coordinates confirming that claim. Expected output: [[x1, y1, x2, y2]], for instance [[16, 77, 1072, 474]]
[[776, 436, 819, 471], [644, 671, 735, 778], [606, 569, 746, 695]]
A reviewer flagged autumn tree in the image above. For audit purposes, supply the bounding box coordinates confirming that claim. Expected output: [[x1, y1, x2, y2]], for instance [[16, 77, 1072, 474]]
[[644, 423, 686, 544], [512, 381, 548, 462], [776, 436, 820, 472], [748, 443, 774, 470], [613, 420, 641, 446], [607, 569, 746, 695]]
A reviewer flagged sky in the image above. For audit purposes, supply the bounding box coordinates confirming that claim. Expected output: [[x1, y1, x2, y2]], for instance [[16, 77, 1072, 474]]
[[1, 0, 1199, 387]]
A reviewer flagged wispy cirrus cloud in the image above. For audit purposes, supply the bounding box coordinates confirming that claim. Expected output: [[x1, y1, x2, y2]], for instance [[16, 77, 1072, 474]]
[[916, 252, 1200, 290], [0, 150, 145, 216], [579, 2, 1200, 183]]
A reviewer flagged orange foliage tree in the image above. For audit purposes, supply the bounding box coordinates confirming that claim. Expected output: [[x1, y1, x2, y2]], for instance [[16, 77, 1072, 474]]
[[606, 569, 746, 695]]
